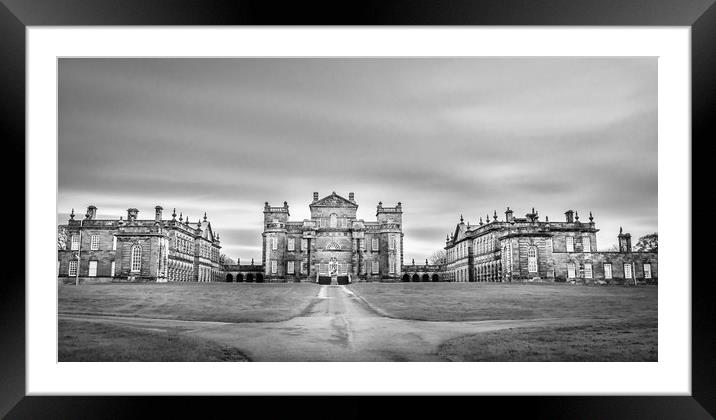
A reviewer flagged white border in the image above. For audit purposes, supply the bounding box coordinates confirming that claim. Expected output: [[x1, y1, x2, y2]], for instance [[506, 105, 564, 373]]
[[27, 27, 690, 395]]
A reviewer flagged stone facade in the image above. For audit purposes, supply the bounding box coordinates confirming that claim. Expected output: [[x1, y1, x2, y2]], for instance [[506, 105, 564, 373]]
[[261, 192, 404, 282], [58, 205, 222, 284], [444, 208, 658, 284]]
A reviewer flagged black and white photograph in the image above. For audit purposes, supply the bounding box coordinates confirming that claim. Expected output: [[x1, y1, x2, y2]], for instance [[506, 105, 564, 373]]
[[55, 56, 659, 363]]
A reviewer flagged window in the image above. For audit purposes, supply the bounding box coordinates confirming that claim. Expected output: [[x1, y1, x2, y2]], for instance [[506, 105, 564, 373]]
[[271, 237, 278, 250], [288, 238, 295, 251], [330, 214, 338, 228], [112, 236, 117, 251], [372, 238, 379, 251], [643, 263, 652, 279], [624, 263, 633, 279], [582, 237, 591, 253], [566, 237, 574, 252], [271, 260, 278, 274], [71, 235, 79, 250], [110, 261, 115, 277], [548, 238, 554, 252], [320, 263, 328, 274], [301, 239, 307, 251], [389, 235, 395, 250], [584, 263, 593, 279], [90, 235, 100, 250], [604, 263, 613, 279], [567, 263, 576, 278], [88, 261, 98, 277], [301, 261, 307, 274], [130, 245, 142, 272], [372, 261, 379, 274], [389, 258, 395, 274], [287, 261, 294, 274], [68, 260, 78, 276], [527, 247, 538, 273]]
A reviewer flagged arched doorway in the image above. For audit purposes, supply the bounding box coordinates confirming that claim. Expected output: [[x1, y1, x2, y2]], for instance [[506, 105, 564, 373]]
[[432, 274, 440, 282], [402, 274, 410, 282], [421, 274, 430, 282], [256, 273, 264, 283], [246, 273, 254, 282], [236, 273, 244, 282], [225, 273, 233, 282], [411, 274, 420, 282]]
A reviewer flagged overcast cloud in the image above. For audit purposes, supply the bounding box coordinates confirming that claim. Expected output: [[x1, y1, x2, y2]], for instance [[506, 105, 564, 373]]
[[58, 58, 657, 261]]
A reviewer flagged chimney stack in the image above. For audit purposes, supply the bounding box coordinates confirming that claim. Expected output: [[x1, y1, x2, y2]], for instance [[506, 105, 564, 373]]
[[86, 205, 97, 219], [349, 192, 355, 202], [505, 207, 514, 223], [618, 227, 632, 253], [127, 208, 139, 221], [313, 192, 319, 202], [565, 210, 574, 223], [155, 206, 163, 222]]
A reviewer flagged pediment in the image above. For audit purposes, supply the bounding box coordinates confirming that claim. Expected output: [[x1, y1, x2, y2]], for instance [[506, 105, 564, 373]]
[[310, 192, 357, 208]]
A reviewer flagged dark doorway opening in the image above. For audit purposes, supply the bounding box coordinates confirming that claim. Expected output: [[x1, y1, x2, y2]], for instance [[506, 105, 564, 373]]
[[337, 276, 350, 285], [422, 274, 430, 282], [246, 273, 254, 282], [256, 273, 264, 283], [402, 274, 410, 282], [411, 274, 420, 282], [236, 274, 244, 282], [432, 274, 440, 282], [225, 273, 233, 282]]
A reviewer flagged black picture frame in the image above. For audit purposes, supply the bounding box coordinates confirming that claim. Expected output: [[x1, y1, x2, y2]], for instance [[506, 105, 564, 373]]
[[2, 0, 710, 418]]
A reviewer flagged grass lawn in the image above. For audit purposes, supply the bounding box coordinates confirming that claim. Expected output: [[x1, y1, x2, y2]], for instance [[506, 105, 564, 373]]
[[59, 319, 248, 362], [350, 282, 657, 322], [438, 320, 658, 362], [59, 282, 319, 323]]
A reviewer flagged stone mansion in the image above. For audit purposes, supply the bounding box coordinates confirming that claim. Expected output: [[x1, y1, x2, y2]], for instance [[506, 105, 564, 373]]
[[58, 192, 657, 285]]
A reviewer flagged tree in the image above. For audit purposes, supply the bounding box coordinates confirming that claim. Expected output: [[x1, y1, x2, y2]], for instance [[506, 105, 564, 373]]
[[428, 249, 447, 265], [635, 233, 658, 253], [57, 225, 68, 250], [220, 254, 236, 265]]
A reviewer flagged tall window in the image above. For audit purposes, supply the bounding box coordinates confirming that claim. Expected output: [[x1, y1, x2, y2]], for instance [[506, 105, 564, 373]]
[[604, 263, 613, 279], [68, 260, 78, 276], [643, 263, 652, 279], [271, 237, 278, 250], [584, 263, 593, 279], [330, 214, 338, 228], [372, 238, 379, 251], [372, 261, 379, 274], [130, 245, 142, 272], [527, 247, 538, 273], [389, 258, 395, 274], [271, 260, 278, 274], [582, 237, 591, 252], [288, 238, 295, 251], [71, 235, 79, 251], [301, 239, 307, 251], [110, 261, 115, 277], [567, 263, 576, 278], [88, 261, 98, 277], [287, 261, 294, 274], [566, 237, 574, 253], [90, 235, 100, 250], [301, 261, 307, 274], [320, 263, 328, 274], [112, 236, 117, 251], [624, 263, 633, 279], [548, 238, 554, 252]]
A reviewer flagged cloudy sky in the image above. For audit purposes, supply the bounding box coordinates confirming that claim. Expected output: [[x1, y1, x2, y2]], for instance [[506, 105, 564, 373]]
[[58, 58, 657, 261]]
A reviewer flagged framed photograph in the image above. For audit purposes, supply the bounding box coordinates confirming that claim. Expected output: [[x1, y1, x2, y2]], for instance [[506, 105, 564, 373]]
[[4, 0, 711, 417]]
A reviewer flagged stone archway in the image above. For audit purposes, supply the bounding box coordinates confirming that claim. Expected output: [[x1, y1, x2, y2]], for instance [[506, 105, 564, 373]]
[[225, 273, 233, 282], [402, 274, 410, 282], [411, 274, 420, 282], [246, 273, 254, 283], [421, 274, 430, 282], [256, 273, 264, 283], [432, 274, 440, 282], [235, 273, 244, 282]]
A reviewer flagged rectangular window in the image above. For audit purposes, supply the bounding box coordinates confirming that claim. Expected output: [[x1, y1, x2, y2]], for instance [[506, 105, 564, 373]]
[[71, 235, 79, 250], [287, 261, 294, 274], [604, 263, 613, 279], [112, 236, 117, 251], [110, 261, 115, 277], [624, 263, 633, 279], [288, 238, 295, 251], [389, 258, 395, 274], [271, 260, 277, 274], [566, 237, 574, 252], [567, 263, 576, 278], [320, 263, 328, 275], [372, 261, 379, 274], [582, 237, 591, 253], [584, 263, 593, 279], [90, 235, 100, 250], [88, 261, 98, 277], [548, 238, 554, 252], [271, 237, 278, 250], [643, 263, 652, 279], [301, 261, 307, 274], [301, 239, 307, 251], [372, 238, 379, 251], [389, 235, 395, 250], [68, 260, 78, 276]]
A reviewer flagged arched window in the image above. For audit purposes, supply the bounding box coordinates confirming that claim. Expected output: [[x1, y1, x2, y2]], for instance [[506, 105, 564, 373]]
[[330, 214, 338, 228], [131, 245, 142, 272], [527, 246, 538, 273]]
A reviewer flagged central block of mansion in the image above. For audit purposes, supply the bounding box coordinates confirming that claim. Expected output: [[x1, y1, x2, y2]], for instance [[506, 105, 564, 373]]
[[262, 192, 403, 282]]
